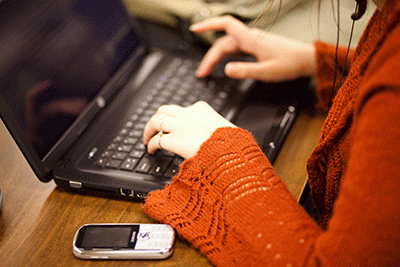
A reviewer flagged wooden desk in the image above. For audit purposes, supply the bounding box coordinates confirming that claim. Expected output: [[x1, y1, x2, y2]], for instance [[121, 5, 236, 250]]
[[0, 109, 325, 267]]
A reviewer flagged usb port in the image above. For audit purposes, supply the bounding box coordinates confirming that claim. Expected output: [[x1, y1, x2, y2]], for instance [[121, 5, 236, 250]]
[[135, 192, 147, 199], [120, 188, 134, 197]]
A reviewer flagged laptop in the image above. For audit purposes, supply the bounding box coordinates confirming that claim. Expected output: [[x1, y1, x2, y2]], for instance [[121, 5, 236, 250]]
[[0, 0, 297, 200]]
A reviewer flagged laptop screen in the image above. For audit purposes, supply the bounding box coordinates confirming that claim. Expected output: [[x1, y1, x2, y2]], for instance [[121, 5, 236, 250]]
[[0, 0, 142, 159]]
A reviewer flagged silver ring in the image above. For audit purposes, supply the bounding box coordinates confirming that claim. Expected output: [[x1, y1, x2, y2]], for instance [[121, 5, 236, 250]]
[[158, 114, 166, 133], [157, 132, 164, 150]]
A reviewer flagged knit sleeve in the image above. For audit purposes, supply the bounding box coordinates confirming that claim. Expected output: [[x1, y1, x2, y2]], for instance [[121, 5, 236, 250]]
[[314, 41, 354, 111], [142, 127, 323, 266], [143, 116, 400, 266]]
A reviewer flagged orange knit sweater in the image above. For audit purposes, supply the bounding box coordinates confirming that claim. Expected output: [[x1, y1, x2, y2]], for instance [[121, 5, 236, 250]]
[[143, 0, 400, 266]]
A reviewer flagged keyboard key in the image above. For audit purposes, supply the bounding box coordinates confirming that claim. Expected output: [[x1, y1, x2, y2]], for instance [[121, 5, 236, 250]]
[[159, 149, 175, 157], [106, 159, 122, 169], [128, 130, 142, 138], [136, 156, 154, 173], [139, 116, 152, 123], [135, 143, 146, 151], [101, 150, 113, 158], [172, 157, 184, 166], [107, 143, 118, 150], [123, 137, 138, 145], [119, 128, 128, 135], [117, 145, 133, 153], [130, 114, 139, 121], [96, 158, 107, 167], [112, 151, 127, 160], [120, 158, 139, 171], [164, 164, 180, 178], [130, 149, 145, 158], [125, 121, 134, 128], [113, 135, 123, 143], [134, 123, 146, 130], [149, 156, 173, 176]]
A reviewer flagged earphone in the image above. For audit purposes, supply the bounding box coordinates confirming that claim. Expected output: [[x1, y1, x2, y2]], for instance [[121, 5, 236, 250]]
[[352, 0, 368, 20]]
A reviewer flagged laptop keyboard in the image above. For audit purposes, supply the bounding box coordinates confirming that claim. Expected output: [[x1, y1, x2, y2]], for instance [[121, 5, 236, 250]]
[[95, 57, 232, 180]]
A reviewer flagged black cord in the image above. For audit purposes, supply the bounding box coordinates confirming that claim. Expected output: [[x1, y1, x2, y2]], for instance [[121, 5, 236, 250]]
[[328, 0, 341, 111], [339, 16, 357, 86], [328, 1, 359, 111]]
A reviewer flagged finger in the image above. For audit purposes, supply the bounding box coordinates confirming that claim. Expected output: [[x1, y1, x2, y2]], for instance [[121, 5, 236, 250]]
[[196, 35, 239, 78], [192, 101, 217, 114], [143, 114, 174, 145], [143, 105, 183, 144], [190, 15, 249, 38], [156, 104, 184, 117], [224, 60, 294, 82], [192, 101, 237, 128], [147, 132, 163, 154], [147, 132, 196, 159], [147, 132, 173, 155]]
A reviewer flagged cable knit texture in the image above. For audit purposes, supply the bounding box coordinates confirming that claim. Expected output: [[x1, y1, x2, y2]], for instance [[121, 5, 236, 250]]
[[143, 0, 400, 266]]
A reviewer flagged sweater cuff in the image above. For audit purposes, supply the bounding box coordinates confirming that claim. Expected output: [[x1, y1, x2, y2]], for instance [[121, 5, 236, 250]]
[[178, 127, 276, 185]]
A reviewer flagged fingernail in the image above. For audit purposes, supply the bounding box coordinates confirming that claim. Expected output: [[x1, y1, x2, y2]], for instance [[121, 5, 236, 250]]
[[195, 66, 204, 77], [189, 24, 200, 31], [224, 63, 237, 75]]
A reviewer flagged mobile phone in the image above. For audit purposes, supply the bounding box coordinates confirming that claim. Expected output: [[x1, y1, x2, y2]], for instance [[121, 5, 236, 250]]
[[72, 223, 175, 260]]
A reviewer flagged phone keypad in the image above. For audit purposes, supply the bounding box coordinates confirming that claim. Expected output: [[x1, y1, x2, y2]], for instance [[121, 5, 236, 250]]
[[134, 224, 175, 250]]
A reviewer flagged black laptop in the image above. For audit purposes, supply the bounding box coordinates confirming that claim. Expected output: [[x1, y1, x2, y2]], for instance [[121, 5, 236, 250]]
[[0, 0, 296, 200]]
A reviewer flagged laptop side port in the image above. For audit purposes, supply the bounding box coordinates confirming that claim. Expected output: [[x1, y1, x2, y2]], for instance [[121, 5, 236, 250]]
[[120, 188, 134, 197], [135, 192, 147, 200]]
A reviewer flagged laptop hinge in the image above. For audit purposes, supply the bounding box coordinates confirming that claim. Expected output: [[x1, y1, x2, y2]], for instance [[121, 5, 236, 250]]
[[128, 51, 163, 89], [69, 181, 83, 189]]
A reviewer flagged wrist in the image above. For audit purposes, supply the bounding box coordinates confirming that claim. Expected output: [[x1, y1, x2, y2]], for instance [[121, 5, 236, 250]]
[[299, 44, 317, 78]]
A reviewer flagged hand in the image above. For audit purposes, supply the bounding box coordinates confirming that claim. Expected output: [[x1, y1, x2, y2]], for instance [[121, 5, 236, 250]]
[[190, 15, 316, 82], [143, 101, 236, 159]]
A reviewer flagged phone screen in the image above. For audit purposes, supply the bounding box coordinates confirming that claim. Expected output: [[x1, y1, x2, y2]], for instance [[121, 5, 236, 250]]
[[75, 224, 138, 249]]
